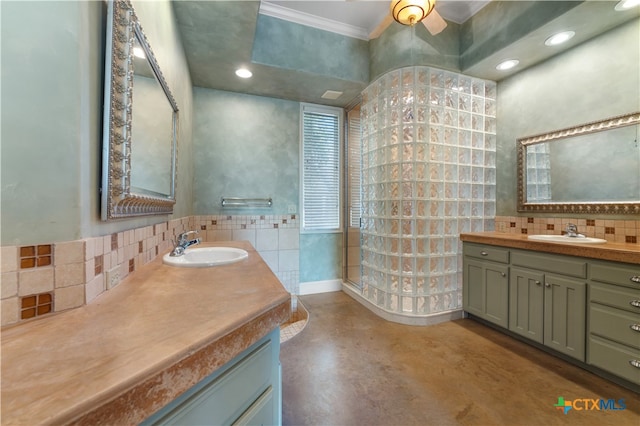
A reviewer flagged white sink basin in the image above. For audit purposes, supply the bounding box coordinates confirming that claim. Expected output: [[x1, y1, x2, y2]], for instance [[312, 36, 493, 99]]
[[163, 247, 249, 268], [527, 235, 607, 244]]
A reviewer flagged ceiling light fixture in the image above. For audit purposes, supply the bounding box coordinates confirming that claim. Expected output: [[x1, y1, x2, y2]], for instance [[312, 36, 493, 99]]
[[615, 0, 640, 11], [235, 68, 252, 78], [545, 31, 575, 46], [391, 0, 436, 26], [495, 59, 519, 71], [133, 46, 146, 59]]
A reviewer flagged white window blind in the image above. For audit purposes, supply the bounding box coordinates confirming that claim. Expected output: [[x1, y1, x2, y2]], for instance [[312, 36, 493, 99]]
[[301, 104, 342, 232], [347, 109, 361, 228]]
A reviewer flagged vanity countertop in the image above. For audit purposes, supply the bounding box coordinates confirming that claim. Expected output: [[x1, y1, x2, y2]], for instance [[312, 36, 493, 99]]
[[1, 241, 291, 426], [460, 232, 640, 265]]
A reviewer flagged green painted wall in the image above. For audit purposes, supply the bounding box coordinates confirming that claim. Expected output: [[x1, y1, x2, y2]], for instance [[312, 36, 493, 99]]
[[0, 0, 193, 246], [192, 88, 299, 215], [496, 19, 640, 218], [1, 0, 86, 245], [300, 233, 343, 283], [369, 21, 460, 81]]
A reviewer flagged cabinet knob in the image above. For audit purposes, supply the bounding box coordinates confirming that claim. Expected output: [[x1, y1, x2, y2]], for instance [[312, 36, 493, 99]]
[[630, 324, 640, 333], [631, 276, 640, 284], [535, 280, 541, 286], [545, 282, 551, 288], [630, 360, 640, 369], [630, 300, 640, 308], [501, 272, 506, 277], [480, 251, 489, 256]]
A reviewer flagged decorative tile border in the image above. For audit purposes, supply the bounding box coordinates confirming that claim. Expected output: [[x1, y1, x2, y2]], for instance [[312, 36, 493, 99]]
[[495, 216, 639, 244], [1, 217, 194, 327]]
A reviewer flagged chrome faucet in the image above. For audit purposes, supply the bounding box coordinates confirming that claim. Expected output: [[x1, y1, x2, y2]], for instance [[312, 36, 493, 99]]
[[564, 223, 584, 238], [170, 231, 201, 256]]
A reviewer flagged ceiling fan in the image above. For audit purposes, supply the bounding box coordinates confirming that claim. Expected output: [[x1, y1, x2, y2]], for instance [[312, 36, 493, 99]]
[[369, 0, 447, 39]]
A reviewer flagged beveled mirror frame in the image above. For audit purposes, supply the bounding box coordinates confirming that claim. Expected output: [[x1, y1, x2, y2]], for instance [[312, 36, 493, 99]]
[[101, 0, 178, 220], [517, 112, 640, 215]]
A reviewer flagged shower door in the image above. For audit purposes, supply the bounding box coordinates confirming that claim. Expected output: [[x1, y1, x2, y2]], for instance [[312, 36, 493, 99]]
[[344, 104, 362, 288]]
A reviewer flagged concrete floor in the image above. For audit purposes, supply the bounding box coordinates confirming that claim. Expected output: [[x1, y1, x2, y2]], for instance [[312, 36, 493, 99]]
[[280, 291, 639, 426]]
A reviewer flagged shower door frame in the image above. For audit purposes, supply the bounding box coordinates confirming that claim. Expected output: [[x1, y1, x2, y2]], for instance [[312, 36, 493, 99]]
[[343, 101, 363, 289]]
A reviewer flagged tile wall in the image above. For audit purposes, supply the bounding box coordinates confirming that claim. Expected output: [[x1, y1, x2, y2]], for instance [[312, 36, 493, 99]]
[[494, 216, 639, 243], [194, 215, 300, 294], [1, 215, 300, 327]]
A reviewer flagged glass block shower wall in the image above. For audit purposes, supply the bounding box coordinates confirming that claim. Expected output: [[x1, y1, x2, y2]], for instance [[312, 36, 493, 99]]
[[526, 143, 552, 202], [360, 66, 497, 317]]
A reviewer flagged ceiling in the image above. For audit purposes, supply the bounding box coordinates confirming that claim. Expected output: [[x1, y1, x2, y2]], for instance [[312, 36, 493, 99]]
[[171, 0, 639, 107], [261, 0, 492, 38]]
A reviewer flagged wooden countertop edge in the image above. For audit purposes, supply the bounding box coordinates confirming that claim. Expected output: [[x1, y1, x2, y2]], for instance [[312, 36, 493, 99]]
[[68, 299, 290, 426], [460, 232, 640, 265]]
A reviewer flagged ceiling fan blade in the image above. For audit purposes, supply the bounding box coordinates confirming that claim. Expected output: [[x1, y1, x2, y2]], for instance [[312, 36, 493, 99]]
[[369, 14, 394, 39], [422, 9, 447, 35]]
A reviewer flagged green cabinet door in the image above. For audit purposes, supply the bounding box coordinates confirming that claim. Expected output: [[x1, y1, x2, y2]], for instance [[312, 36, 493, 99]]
[[463, 258, 485, 317], [485, 263, 509, 328], [463, 257, 509, 328], [509, 267, 544, 344], [544, 274, 586, 361]]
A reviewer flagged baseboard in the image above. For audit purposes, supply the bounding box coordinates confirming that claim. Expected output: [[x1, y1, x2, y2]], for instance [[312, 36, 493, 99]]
[[298, 279, 343, 295], [342, 282, 463, 326]]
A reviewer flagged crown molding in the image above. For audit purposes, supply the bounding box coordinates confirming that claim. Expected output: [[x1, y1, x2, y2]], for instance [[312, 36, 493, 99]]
[[259, 2, 370, 40]]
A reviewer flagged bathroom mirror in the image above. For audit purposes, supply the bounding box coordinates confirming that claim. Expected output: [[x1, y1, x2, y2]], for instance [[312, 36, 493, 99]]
[[101, 0, 178, 220], [517, 112, 640, 214]]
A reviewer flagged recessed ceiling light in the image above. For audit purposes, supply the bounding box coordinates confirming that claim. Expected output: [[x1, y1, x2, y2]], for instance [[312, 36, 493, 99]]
[[545, 31, 575, 46], [496, 59, 519, 71], [235, 68, 252, 78], [615, 0, 640, 11], [133, 46, 146, 59]]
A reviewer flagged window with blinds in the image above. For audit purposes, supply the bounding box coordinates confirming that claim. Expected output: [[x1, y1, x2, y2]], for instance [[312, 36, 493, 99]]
[[300, 104, 343, 232]]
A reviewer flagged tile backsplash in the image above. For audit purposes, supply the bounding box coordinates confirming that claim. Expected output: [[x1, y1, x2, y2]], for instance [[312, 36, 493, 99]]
[[1, 215, 299, 327], [495, 216, 639, 244]]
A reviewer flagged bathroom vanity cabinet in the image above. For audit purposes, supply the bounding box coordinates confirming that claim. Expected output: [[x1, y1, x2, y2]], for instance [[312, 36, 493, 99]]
[[461, 237, 640, 390], [142, 329, 281, 426], [508, 250, 586, 361]]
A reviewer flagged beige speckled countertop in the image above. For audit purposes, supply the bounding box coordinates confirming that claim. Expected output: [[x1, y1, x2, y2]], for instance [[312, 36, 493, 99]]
[[1, 241, 291, 426], [460, 232, 640, 265]]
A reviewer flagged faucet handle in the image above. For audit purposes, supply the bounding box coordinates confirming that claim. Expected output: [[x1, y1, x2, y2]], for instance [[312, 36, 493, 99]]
[[178, 230, 198, 244]]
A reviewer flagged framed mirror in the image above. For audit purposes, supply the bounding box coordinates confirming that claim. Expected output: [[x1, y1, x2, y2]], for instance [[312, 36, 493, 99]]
[[101, 0, 178, 220], [517, 112, 640, 214]]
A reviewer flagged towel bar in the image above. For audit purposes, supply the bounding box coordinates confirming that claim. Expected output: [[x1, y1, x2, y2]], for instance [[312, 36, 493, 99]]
[[221, 197, 272, 208]]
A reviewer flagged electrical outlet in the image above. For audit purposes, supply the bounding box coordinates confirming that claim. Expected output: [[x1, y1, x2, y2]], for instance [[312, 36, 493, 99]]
[[496, 221, 507, 233], [287, 204, 297, 214], [105, 266, 121, 290]]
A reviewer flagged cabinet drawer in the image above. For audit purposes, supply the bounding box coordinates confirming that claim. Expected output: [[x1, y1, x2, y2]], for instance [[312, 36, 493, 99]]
[[463, 243, 509, 263], [590, 282, 640, 314], [233, 387, 274, 426], [150, 340, 273, 425], [511, 250, 586, 278], [590, 305, 640, 350], [588, 335, 640, 385], [591, 261, 640, 289]]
